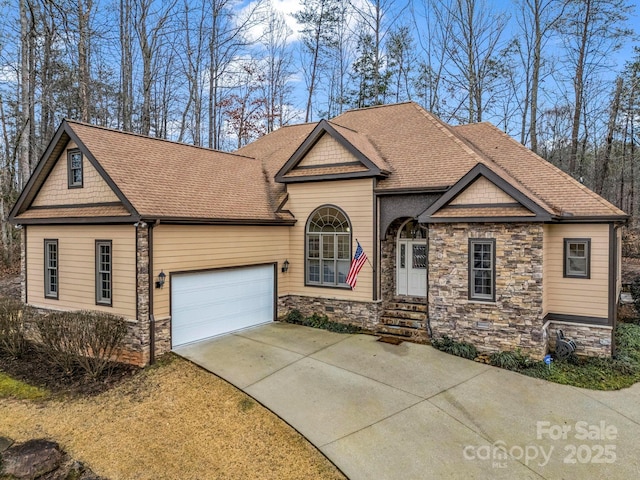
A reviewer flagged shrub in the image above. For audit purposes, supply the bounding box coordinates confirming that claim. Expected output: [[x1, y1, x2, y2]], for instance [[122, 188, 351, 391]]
[[35, 310, 128, 379], [630, 276, 640, 319], [284, 309, 304, 324], [0, 298, 31, 358], [282, 310, 360, 334], [431, 336, 478, 360]]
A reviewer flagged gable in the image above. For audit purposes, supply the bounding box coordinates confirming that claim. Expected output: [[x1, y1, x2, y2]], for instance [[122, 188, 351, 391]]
[[418, 163, 552, 223], [31, 140, 120, 207], [296, 133, 360, 168], [275, 119, 389, 183], [449, 177, 517, 206]]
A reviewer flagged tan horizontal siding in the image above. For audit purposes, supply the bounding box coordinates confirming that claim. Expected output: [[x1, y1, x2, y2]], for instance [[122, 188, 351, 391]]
[[286, 179, 374, 302], [32, 140, 120, 206], [26, 225, 136, 318], [544, 224, 609, 319], [152, 225, 290, 318]]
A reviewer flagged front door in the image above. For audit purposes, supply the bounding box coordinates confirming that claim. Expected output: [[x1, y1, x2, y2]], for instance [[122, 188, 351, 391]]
[[397, 240, 427, 297]]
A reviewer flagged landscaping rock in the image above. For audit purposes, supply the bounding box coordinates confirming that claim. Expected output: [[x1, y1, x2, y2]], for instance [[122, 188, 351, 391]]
[[0, 436, 14, 452], [0, 439, 62, 479]]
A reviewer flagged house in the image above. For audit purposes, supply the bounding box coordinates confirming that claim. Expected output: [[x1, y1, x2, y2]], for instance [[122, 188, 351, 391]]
[[9, 102, 627, 365]]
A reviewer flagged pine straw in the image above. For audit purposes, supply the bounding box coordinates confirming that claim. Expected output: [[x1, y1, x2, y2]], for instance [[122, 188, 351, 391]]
[[0, 356, 344, 480]]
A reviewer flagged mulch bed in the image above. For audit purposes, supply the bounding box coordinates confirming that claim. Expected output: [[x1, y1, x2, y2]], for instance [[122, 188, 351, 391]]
[[0, 345, 140, 397]]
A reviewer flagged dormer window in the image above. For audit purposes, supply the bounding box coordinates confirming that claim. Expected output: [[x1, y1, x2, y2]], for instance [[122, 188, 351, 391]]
[[68, 150, 83, 188]]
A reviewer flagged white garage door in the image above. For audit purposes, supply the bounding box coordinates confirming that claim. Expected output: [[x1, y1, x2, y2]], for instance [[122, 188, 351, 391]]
[[171, 264, 275, 347]]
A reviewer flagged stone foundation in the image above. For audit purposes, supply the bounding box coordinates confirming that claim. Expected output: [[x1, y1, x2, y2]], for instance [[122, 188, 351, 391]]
[[545, 321, 613, 357], [428, 223, 547, 359], [153, 316, 172, 358], [278, 295, 382, 330]]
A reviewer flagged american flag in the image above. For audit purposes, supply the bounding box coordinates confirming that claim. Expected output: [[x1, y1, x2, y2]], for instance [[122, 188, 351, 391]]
[[346, 242, 367, 289]]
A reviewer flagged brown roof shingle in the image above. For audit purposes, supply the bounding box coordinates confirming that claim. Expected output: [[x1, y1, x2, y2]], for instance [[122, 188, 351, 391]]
[[66, 121, 283, 222], [452, 123, 626, 218]]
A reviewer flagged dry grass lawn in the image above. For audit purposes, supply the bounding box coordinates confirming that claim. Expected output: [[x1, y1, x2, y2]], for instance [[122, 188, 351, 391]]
[[0, 356, 345, 480]]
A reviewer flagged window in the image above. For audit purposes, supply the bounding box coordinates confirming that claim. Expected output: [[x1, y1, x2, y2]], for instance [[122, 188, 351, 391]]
[[68, 150, 83, 188], [96, 240, 112, 305], [44, 239, 58, 299], [469, 239, 495, 301], [564, 238, 590, 278], [306, 206, 351, 287]]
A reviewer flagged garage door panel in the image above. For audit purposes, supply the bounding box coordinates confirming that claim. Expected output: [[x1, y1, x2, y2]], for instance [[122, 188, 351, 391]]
[[171, 265, 274, 347]]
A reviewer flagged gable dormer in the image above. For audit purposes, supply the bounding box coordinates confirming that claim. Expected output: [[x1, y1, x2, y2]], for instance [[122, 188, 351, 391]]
[[418, 163, 552, 223], [275, 119, 390, 183]]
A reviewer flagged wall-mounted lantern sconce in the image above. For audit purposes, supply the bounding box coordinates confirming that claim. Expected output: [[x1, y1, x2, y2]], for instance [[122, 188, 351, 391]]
[[155, 270, 166, 289], [281, 260, 289, 273]]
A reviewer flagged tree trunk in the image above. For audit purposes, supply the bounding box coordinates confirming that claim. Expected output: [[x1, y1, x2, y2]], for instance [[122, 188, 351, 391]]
[[596, 76, 623, 195], [569, 0, 591, 176]]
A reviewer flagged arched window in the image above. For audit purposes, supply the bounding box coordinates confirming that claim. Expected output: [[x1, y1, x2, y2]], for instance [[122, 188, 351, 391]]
[[306, 206, 351, 287]]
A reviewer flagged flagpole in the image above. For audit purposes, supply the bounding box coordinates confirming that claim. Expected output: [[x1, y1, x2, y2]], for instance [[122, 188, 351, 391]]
[[355, 238, 374, 270]]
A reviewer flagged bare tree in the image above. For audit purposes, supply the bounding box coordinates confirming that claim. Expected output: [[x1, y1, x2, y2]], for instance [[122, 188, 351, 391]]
[[412, 0, 453, 117], [514, 0, 566, 151], [556, 0, 633, 176], [440, 0, 510, 123], [119, 0, 134, 130], [258, 1, 293, 132], [133, 0, 176, 136], [294, 0, 340, 122]]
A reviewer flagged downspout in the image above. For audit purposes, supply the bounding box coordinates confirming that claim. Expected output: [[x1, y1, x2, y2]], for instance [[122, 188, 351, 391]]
[[610, 223, 621, 357], [148, 220, 156, 365], [424, 223, 432, 338]]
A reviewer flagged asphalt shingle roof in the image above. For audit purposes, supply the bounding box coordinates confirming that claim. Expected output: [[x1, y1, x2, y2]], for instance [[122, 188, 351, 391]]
[[15, 102, 627, 222]]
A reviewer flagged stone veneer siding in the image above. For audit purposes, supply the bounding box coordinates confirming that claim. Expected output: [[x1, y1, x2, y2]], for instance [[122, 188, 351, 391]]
[[278, 295, 382, 330], [428, 223, 546, 359], [546, 321, 612, 357], [120, 223, 151, 366]]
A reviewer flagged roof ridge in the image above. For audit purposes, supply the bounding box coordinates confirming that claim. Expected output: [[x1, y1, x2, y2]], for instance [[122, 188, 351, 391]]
[[64, 119, 257, 161], [415, 106, 556, 213], [328, 119, 393, 173], [332, 101, 415, 118], [475, 123, 625, 216], [326, 120, 359, 134]]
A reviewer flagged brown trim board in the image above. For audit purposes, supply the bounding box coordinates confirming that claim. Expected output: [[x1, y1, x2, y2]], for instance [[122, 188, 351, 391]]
[[28, 201, 124, 210], [544, 313, 610, 327], [10, 125, 70, 221], [608, 223, 618, 352], [23, 227, 28, 304]]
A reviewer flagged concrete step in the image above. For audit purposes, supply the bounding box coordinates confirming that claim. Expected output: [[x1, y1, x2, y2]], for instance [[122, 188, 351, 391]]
[[385, 302, 427, 313], [375, 325, 415, 338], [381, 309, 426, 321], [380, 316, 424, 329]]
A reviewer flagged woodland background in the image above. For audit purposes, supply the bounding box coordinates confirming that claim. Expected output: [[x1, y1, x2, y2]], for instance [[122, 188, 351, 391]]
[[1, 0, 639, 266]]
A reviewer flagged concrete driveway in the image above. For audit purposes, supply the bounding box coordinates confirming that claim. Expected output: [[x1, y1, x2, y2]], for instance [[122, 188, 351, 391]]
[[175, 323, 640, 480]]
